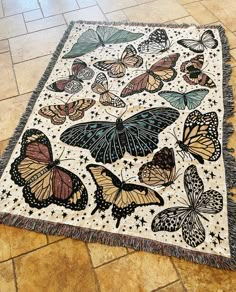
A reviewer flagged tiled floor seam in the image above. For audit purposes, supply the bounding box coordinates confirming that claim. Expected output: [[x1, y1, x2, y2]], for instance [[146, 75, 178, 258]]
[[96, 2, 109, 22], [85, 244, 102, 292], [12, 258, 18, 292], [36, 0, 45, 18], [8, 44, 20, 96], [170, 257, 188, 292], [0, 8, 43, 19], [0, 0, 4, 18], [151, 279, 181, 291]]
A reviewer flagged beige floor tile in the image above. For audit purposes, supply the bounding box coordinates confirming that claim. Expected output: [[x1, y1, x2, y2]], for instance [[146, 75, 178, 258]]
[[0, 14, 26, 40], [9, 25, 66, 63], [172, 258, 236, 291], [88, 242, 127, 267], [14, 55, 51, 94], [184, 1, 218, 25], [124, 0, 188, 23], [0, 139, 9, 155], [0, 2, 3, 18], [39, 0, 79, 17], [77, 0, 97, 8], [26, 15, 65, 33], [2, 0, 39, 16], [230, 55, 236, 67], [23, 9, 44, 22], [0, 39, 9, 53], [202, 0, 236, 32], [106, 10, 128, 22], [64, 6, 106, 23], [178, 0, 198, 4], [158, 281, 185, 292], [96, 251, 178, 291], [231, 48, 236, 60], [0, 52, 18, 101], [0, 225, 47, 261], [47, 235, 65, 243], [0, 93, 31, 141], [96, 0, 137, 13], [175, 15, 199, 25], [212, 22, 236, 49], [0, 260, 15, 292], [14, 239, 98, 292]]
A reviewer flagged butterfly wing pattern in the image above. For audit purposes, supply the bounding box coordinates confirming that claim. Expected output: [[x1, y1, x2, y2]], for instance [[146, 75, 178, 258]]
[[121, 53, 180, 97], [152, 165, 223, 247], [10, 129, 88, 210], [60, 107, 180, 164], [63, 26, 144, 58], [86, 164, 164, 228]]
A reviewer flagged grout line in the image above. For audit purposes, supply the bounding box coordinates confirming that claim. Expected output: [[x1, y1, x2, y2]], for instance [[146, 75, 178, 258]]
[[1, 7, 43, 19], [13, 52, 52, 65], [21, 12, 29, 33], [0, 90, 33, 103], [0, 0, 4, 18], [8, 42, 20, 96], [85, 243, 102, 292], [62, 13, 69, 27], [25, 22, 67, 34], [170, 257, 188, 292], [12, 259, 18, 292], [75, 0, 81, 9], [96, 3, 109, 21], [0, 138, 9, 144], [25, 13, 64, 23], [36, 0, 45, 18], [151, 279, 180, 292]]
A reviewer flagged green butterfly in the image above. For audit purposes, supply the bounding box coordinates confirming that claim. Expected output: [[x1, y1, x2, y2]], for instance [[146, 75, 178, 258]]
[[63, 26, 144, 59], [159, 89, 209, 110]]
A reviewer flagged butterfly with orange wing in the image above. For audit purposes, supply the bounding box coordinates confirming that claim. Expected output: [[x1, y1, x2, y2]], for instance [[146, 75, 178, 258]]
[[10, 129, 88, 210], [38, 98, 95, 125], [176, 110, 221, 164], [91, 73, 125, 107], [120, 53, 180, 97], [93, 45, 143, 78], [180, 54, 216, 88], [138, 147, 178, 188], [47, 58, 94, 94]]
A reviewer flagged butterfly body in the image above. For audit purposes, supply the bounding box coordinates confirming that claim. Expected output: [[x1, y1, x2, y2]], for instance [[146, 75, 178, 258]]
[[87, 164, 164, 228], [60, 107, 180, 164], [10, 129, 88, 210]]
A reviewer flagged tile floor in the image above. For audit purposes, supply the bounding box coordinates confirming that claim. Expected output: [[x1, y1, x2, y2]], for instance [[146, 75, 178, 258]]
[[0, 0, 236, 291]]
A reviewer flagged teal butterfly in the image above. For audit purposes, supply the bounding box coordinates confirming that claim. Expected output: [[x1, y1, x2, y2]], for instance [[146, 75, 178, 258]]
[[63, 26, 144, 59], [159, 89, 209, 110]]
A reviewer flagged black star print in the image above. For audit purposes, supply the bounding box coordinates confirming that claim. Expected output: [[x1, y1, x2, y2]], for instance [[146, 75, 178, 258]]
[[51, 210, 55, 215], [209, 231, 215, 237], [6, 191, 12, 198], [204, 169, 209, 174], [82, 174, 86, 179], [28, 210, 33, 215], [13, 198, 18, 203], [1, 189, 6, 194], [136, 224, 140, 229], [101, 214, 106, 220], [134, 215, 139, 221], [216, 234, 223, 244], [37, 119, 42, 124], [140, 217, 147, 226], [62, 212, 67, 218], [212, 240, 217, 247], [150, 209, 155, 215], [167, 195, 172, 201], [128, 162, 134, 169], [210, 171, 216, 179], [165, 138, 168, 142], [84, 157, 89, 163]]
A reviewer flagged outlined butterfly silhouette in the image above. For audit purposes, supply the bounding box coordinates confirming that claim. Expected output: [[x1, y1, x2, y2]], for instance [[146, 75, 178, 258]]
[[159, 89, 209, 110], [91, 73, 125, 107], [138, 147, 179, 188], [138, 29, 170, 54], [10, 129, 88, 210], [63, 26, 144, 58], [174, 110, 221, 164], [180, 54, 216, 88], [151, 164, 223, 247], [120, 53, 180, 97], [60, 107, 180, 164], [38, 97, 95, 125], [93, 44, 143, 78], [86, 164, 164, 228], [177, 30, 218, 53], [47, 58, 94, 94]]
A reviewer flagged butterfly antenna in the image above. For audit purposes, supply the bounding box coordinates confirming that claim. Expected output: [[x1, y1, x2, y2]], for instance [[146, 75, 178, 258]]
[[60, 158, 76, 162], [66, 93, 75, 103], [145, 61, 148, 71], [120, 104, 128, 118], [67, 68, 71, 76], [125, 176, 136, 183], [58, 147, 66, 160], [105, 109, 118, 119], [121, 169, 124, 182], [54, 97, 66, 104]]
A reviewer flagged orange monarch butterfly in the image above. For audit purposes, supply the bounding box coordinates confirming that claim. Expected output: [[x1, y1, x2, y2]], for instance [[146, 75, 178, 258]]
[[138, 147, 179, 188], [93, 44, 143, 78], [120, 53, 180, 97], [174, 110, 221, 164], [86, 164, 164, 228], [10, 129, 88, 210]]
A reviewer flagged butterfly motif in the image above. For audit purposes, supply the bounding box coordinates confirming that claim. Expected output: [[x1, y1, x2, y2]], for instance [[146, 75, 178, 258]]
[[63, 26, 144, 58], [91, 73, 125, 108], [60, 107, 180, 164], [93, 45, 143, 78], [176, 110, 221, 164], [180, 54, 216, 88], [138, 29, 170, 54], [38, 98, 95, 125], [47, 59, 94, 94], [120, 53, 180, 97], [151, 165, 223, 247], [10, 129, 88, 210], [138, 147, 177, 188], [177, 30, 218, 53], [86, 164, 164, 228], [159, 89, 209, 110]]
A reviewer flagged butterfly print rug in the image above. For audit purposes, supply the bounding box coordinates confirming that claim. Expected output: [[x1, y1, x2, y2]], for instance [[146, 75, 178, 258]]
[[0, 21, 235, 271]]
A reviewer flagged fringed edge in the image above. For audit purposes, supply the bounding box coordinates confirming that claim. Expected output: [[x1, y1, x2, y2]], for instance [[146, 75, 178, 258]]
[[0, 21, 235, 270]]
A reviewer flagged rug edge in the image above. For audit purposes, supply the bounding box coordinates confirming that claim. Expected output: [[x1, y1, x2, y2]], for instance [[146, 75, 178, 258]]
[[0, 21, 235, 271]]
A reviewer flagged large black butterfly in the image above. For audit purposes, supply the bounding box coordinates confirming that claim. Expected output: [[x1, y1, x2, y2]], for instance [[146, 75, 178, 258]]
[[10, 129, 88, 210], [152, 165, 223, 247], [60, 107, 180, 164], [87, 164, 164, 228]]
